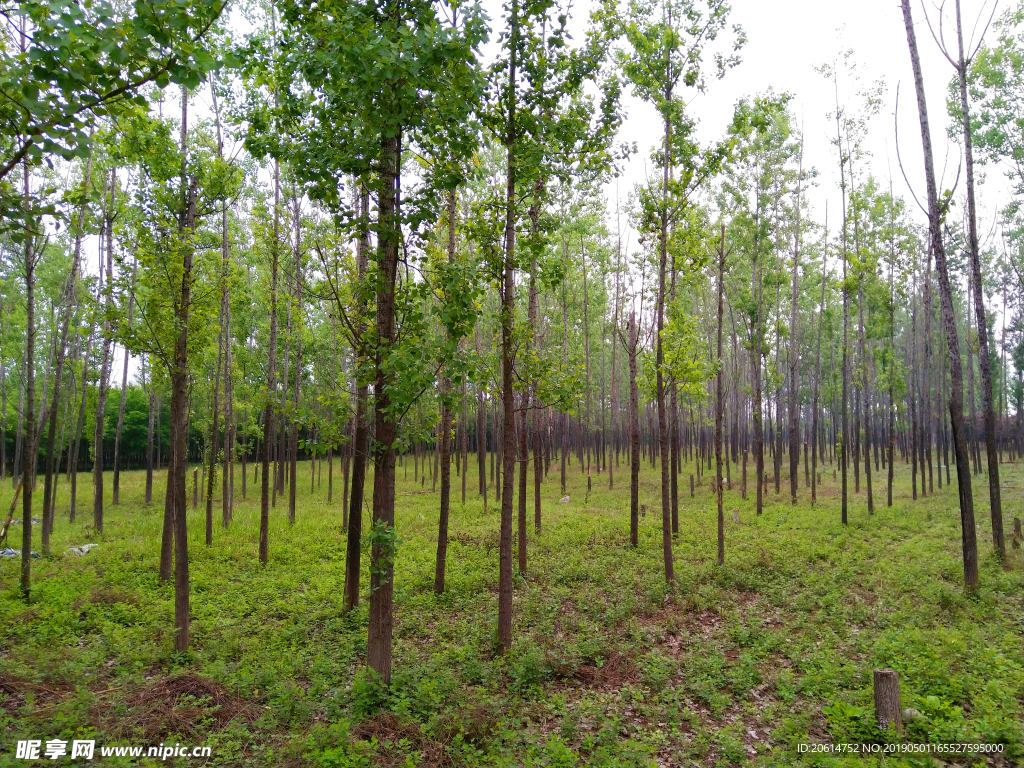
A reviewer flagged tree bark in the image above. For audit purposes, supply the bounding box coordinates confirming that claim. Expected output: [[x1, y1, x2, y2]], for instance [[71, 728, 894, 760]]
[[954, 0, 1004, 563], [435, 188, 457, 594], [19, 152, 35, 598], [93, 173, 116, 535], [497, 4, 519, 652], [901, 0, 978, 589], [656, 107, 674, 581], [112, 259, 137, 506], [367, 130, 402, 683], [627, 310, 640, 547], [289, 187, 303, 526], [260, 155, 281, 565], [788, 144, 803, 505], [344, 186, 369, 612], [715, 223, 726, 565], [170, 86, 197, 651], [42, 156, 91, 550]]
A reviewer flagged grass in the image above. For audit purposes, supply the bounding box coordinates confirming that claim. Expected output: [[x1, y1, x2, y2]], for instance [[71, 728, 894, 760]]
[[1, 450, 1021, 767]]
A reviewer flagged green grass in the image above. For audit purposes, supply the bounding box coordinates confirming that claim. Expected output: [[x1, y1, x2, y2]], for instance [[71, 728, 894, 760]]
[[1, 452, 1021, 767]]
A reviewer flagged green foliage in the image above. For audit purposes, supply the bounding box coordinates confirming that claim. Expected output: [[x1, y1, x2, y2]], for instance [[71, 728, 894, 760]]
[[822, 700, 883, 743], [1, 457, 1021, 766], [0, 0, 227, 228]]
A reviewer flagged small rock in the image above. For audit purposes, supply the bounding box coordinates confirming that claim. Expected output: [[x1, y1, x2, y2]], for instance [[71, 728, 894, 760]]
[[902, 708, 922, 722]]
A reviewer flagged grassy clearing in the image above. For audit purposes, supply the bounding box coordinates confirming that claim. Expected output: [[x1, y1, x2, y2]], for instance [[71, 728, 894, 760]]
[[1, 453, 1021, 767]]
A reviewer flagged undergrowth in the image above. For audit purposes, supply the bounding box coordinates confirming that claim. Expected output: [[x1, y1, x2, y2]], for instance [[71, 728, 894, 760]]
[[1, 455, 1021, 767]]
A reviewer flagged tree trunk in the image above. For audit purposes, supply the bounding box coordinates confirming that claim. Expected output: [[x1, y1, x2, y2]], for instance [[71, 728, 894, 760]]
[[811, 214, 828, 507], [715, 224, 726, 565], [788, 145, 803, 505], [656, 109, 674, 582], [627, 311, 640, 547], [435, 188, 457, 594], [901, 0, 978, 589], [367, 130, 402, 683], [954, 0, 1004, 563], [260, 156, 281, 565], [344, 186, 370, 612], [42, 157, 90, 550], [112, 259, 137, 506], [289, 187, 303, 526], [93, 175, 116, 535], [146, 359, 155, 505], [170, 87, 197, 651], [19, 155, 35, 598]]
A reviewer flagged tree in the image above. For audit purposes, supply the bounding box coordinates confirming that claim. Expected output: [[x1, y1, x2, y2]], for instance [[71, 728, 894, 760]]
[[259, 0, 487, 683], [900, 0, 978, 590], [935, 0, 1006, 563], [620, 0, 742, 578]]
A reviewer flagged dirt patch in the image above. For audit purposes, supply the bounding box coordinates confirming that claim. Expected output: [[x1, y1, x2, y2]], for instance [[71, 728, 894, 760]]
[[0, 673, 71, 714], [352, 712, 450, 767], [451, 531, 500, 553], [573, 651, 638, 689], [71, 587, 141, 611], [117, 674, 258, 740]]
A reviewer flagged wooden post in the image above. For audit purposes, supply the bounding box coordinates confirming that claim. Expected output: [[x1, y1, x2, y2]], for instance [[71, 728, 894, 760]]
[[689, 474, 694, 498], [873, 669, 902, 732]]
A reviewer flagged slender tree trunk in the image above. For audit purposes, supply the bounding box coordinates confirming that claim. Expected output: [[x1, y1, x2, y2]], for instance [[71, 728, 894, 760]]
[[476, 325, 487, 509], [811, 214, 828, 506], [435, 188, 457, 593], [752, 245, 765, 516], [529, 180, 543, 534], [205, 296, 224, 545], [788, 145, 803, 504], [656, 108, 674, 581], [289, 187, 303, 526], [901, 0, 978, 588], [833, 87, 850, 526], [169, 87, 197, 651], [496, 8, 520, 652], [344, 186, 370, 612], [669, 268, 679, 533], [112, 260, 137, 506], [954, 0, 1004, 563], [627, 311, 640, 547], [212, 75, 234, 529], [42, 158, 91, 549], [146, 360, 155, 505], [19, 146, 36, 598], [93, 174, 116, 535], [715, 224, 726, 565], [260, 156, 281, 565]]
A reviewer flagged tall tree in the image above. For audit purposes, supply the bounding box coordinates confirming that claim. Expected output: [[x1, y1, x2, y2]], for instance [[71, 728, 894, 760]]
[[621, 0, 742, 576], [900, 0, 978, 589]]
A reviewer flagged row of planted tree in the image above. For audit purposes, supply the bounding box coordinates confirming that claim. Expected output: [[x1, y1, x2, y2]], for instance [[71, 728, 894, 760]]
[[3, 0, 1021, 687]]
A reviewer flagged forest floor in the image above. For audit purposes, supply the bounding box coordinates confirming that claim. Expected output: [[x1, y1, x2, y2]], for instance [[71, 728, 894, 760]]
[[1, 453, 1022, 767]]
